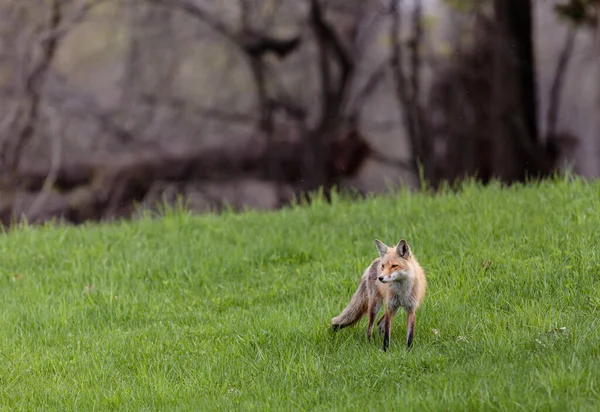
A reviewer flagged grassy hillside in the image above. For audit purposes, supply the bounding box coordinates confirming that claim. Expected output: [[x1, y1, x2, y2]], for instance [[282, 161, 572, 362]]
[[1, 177, 599, 410]]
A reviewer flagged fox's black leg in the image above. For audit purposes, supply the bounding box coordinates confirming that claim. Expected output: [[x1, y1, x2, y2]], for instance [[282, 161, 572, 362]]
[[406, 311, 416, 350], [382, 307, 400, 352], [382, 310, 392, 352]]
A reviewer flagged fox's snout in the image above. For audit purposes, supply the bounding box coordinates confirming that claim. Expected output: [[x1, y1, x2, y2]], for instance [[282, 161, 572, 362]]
[[378, 270, 408, 283]]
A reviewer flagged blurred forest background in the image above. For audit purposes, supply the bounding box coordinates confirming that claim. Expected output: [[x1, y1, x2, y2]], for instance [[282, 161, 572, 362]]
[[0, 0, 598, 226]]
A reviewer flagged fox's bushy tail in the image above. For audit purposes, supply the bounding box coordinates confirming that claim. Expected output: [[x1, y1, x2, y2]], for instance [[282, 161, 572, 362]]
[[331, 276, 368, 330]]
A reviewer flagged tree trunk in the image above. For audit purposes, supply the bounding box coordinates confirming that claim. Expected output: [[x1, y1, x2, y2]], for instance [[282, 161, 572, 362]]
[[491, 0, 546, 182]]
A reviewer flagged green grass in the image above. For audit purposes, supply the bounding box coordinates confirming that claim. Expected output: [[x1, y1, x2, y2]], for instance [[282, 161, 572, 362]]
[[1, 177, 600, 410]]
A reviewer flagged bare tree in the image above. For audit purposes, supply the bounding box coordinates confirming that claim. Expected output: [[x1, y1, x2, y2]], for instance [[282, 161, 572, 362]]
[[0, 0, 105, 176], [490, 0, 546, 181], [388, 0, 431, 183], [0, 0, 386, 225], [1, 0, 597, 227]]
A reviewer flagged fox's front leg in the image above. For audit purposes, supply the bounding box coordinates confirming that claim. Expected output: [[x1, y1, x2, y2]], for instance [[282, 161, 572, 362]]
[[382, 307, 398, 352], [406, 311, 416, 350]]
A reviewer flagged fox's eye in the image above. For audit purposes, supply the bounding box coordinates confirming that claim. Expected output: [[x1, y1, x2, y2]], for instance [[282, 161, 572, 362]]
[[381, 264, 384, 270], [391, 264, 399, 269]]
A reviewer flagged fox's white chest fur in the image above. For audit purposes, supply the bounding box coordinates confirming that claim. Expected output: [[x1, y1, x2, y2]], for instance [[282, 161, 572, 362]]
[[388, 277, 417, 313]]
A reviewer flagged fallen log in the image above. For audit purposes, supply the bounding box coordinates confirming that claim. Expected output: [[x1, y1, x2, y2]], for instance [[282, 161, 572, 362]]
[[2, 130, 372, 227]]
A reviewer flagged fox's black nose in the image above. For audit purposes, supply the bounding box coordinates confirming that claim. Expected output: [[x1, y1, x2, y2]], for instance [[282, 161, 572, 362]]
[[378, 276, 384, 282]]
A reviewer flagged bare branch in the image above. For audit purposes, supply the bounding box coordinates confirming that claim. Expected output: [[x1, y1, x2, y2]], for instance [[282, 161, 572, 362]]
[[390, 0, 418, 157], [238, 0, 251, 28], [309, 0, 353, 82], [309, 0, 355, 134], [26, 106, 63, 219], [240, 30, 302, 59], [39, 0, 108, 43], [153, 0, 301, 59], [546, 27, 577, 137], [389, 0, 428, 178], [162, 0, 233, 39], [409, 0, 423, 124], [352, 2, 388, 55], [347, 60, 388, 119], [0, 0, 108, 173], [0, 0, 62, 173]]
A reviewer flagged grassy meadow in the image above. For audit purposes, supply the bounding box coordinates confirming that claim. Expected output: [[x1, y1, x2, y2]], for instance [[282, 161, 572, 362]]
[[1, 177, 599, 410]]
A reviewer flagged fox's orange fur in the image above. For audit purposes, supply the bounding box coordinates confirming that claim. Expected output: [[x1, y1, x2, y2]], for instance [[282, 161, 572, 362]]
[[331, 239, 427, 351]]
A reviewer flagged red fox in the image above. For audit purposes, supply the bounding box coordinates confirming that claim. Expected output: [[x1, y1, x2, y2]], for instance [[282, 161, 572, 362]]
[[332, 239, 427, 351]]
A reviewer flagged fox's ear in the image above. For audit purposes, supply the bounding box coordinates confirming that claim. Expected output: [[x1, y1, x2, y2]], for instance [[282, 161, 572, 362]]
[[374, 239, 388, 258], [396, 239, 411, 259]]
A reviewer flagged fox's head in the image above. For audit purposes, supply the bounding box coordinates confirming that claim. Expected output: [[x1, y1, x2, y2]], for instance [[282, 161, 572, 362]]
[[374, 239, 413, 283]]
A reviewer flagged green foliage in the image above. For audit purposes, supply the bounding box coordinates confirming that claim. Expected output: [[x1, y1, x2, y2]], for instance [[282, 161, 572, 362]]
[[554, 0, 598, 28], [443, 0, 598, 29], [1, 176, 600, 409], [443, 0, 488, 13]]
